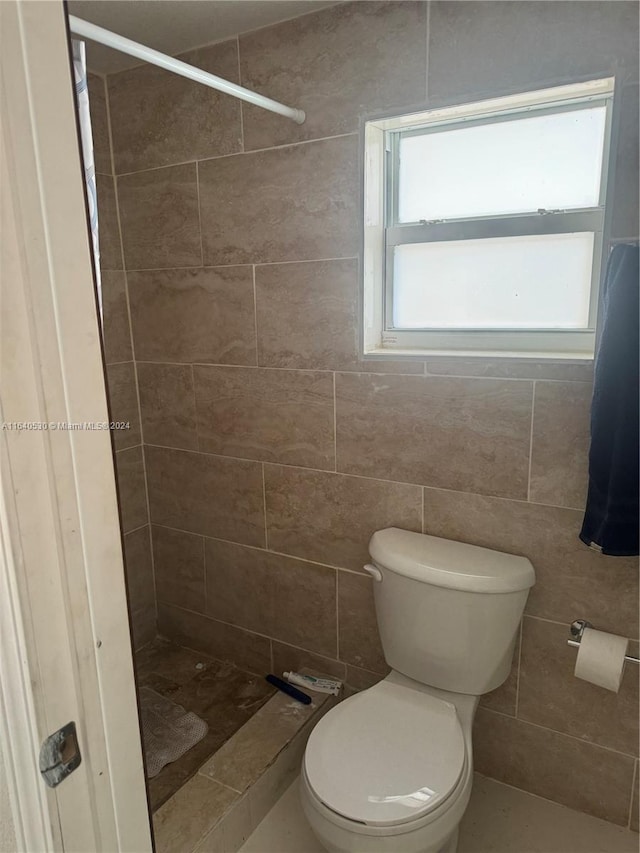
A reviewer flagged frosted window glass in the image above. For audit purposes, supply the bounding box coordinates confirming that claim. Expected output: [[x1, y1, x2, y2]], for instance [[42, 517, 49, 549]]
[[392, 233, 594, 329], [398, 107, 606, 222]]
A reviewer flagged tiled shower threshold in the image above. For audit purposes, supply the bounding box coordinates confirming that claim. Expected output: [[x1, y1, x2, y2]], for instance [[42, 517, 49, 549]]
[[135, 639, 336, 853]]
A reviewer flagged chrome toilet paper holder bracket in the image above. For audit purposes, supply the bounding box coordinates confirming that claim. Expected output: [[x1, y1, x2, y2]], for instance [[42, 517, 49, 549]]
[[567, 619, 639, 664]]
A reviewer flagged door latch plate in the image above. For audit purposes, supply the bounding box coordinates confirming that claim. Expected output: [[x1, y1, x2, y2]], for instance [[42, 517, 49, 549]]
[[39, 721, 81, 788]]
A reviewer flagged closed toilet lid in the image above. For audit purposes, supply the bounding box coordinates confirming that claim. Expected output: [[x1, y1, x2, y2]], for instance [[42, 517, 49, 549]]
[[304, 681, 466, 827]]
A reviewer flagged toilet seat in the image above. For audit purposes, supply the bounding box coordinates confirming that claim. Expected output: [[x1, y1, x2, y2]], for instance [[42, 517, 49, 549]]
[[304, 680, 466, 828]]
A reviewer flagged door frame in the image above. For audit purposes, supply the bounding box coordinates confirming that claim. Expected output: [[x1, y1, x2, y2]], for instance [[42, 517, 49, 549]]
[[0, 1, 152, 849]]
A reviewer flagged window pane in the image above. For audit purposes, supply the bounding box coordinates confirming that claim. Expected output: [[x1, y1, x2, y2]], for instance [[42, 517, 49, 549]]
[[398, 107, 606, 222], [392, 233, 594, 330]]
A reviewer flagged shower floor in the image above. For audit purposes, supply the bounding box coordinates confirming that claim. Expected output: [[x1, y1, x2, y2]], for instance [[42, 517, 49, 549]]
[[134, 638, 276, 812]]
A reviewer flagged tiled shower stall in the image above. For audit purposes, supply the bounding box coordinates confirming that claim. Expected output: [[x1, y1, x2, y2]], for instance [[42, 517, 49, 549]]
[[88, 0, 639, 831]]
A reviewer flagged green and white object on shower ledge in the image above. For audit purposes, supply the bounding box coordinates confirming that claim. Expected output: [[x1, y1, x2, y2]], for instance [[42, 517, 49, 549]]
[[284, 672, 343, 695]]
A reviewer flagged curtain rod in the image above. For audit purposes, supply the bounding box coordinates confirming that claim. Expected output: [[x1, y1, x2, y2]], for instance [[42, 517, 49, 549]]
[[68, 15, 306, 124]]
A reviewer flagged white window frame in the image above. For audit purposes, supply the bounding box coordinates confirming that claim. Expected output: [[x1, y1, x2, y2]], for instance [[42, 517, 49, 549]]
[[363, 78, 616, 361]]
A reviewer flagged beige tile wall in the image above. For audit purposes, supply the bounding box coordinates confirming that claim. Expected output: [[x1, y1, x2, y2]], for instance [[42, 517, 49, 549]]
[[98, 1, 639, 828], [89, 72, 155, 650]]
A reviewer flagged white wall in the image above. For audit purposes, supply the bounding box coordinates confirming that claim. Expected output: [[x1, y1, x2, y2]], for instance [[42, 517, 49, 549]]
[[0, 743, 17, 853]]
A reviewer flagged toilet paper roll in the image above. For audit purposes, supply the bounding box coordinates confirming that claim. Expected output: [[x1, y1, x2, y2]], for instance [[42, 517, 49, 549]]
[[574, 627, 629, 692]]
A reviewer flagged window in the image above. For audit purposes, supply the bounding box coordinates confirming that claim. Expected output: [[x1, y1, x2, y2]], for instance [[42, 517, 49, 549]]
[[363, 78, 615, 360]]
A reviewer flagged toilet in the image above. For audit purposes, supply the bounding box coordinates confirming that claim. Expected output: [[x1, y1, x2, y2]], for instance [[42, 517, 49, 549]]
[[300, 527, 535, 853]]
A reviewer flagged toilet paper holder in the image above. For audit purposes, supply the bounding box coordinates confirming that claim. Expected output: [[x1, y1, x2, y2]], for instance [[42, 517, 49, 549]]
[[568, 620, 639, 664]]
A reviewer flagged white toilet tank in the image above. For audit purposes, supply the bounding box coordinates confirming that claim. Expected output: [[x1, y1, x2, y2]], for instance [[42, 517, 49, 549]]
[[368, 528, 535, 695]]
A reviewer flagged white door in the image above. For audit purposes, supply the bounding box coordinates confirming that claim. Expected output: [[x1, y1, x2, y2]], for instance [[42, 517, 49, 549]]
[[0, 1, 152, 850]]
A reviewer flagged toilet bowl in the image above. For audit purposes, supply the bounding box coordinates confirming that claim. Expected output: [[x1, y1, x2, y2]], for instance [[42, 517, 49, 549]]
[[300, 528, 535, 853], [300, 672, 477, 853]]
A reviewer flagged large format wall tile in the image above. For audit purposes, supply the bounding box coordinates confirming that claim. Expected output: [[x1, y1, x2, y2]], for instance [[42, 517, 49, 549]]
[[264, 465, 422, 571], [131, 607, 156, 651], [255, 259, 423, 374], [123, 525, 155, 616], [106, 362, 141, 450], [479, 627, 520, 717], [128, 266, 256, 365], [96, 174, 123, 270], [529, 382, 592, 509], [425, 359, 594, 382], [193, 365, 334, 469], [101, 270, 132, 365], [529, 381, 591, 509], [336, 373, 532, 499], [256, 259, 359, 370], [117, 164, 201, 269], [198, 135, 358, 265], [88, 73, 111, 176], [114, 446, 148, 533], [138, 362, 198, 451], [271, 641, 346, 682], [157, 603, 271, 675], [152, 525, 205, 614], [145, 445, 265, 546], [205, 539, 337, 657], [337, 570, 387, 673], [240, 1, 427, 150], [518, 616, 638, 757], [473, 707, 636, 826], [428, 1, 639, 102], [345, 665, 388, 693], [422, 488, 639, 638], [108, 40, 242, 174]]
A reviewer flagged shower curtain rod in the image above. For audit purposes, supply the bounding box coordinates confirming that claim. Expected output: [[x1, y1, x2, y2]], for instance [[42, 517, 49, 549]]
[[68, 15, 306, 124]]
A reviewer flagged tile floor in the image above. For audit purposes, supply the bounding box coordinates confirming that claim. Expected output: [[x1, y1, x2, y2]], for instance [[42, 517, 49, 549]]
[[240, 773, 639, 853], [135, 639, 275, 811]]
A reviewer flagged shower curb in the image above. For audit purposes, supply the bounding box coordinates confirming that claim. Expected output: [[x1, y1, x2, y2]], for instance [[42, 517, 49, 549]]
[[153, 675, 338, 853]]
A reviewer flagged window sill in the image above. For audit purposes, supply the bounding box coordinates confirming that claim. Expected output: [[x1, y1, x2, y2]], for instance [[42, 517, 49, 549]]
[[363, 347, 594, 363]]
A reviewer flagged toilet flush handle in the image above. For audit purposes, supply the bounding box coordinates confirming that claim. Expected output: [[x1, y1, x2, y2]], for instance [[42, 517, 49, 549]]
[[363, 564, 383, 582]]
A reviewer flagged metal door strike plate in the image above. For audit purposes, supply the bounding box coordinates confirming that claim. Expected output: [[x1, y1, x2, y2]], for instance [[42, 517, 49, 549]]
[[39, 721, 82, 788]]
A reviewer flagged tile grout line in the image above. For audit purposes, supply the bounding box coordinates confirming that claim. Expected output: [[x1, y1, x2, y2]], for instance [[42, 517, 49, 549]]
[[114, 442, 144, 456], [143, 441, 587, 513], [191, 363, 201, 453], [421, 487, 425, 534], [474, 774, 632, 821], [112, 131, 359, 178], [106, 350, 593, 383], [113, 354, 590, 385], [163, 602, 327, 661], [335, 570, 340, 663], [252, 265, 259, 366], [526, 381, 536, 502], [163, 600, 385, 680], [121, 255, 360, 273], [480, 705, 639, 761], [261, 462, 269, 551], [332, 372, 337, 472], [236, 36, 245, 153], [104, 358, 136, 368], [103, 71, 156, 622], [202, 533, 207, 611], [626, 759, 638, 829], [155, 518, 640, 637], [150, 521, 380, 579], [195, 160, 205, 267], [122, 522, 151, 537], [132, 359, 425, 379], [514, 618, 523, 718]]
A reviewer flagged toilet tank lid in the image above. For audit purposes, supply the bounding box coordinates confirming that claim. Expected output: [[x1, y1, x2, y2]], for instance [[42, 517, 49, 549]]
[[369, 528, 535, 593]]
